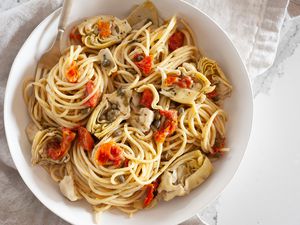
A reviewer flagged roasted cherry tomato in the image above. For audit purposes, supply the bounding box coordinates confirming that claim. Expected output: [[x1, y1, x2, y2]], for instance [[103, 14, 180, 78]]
[[168, 30, 184, 51], [123, 158, 129, 167], [66, 61, 79, 83], [165, 74, 193, 89], [207, 89, 219, 101], [69, 27, 82, 43], [140, 89, 154, 108], [144, 180, 159, 207], [154, 110, 178, 143], [164, 74, 178, 86], [61, 128, 76, 153], [98, 20, 111, 38], [46, 139, 63, 160], [47, 128, 76, 160], [133, 53, 153, 75], [95, 141, 123, 167], [212, 136, 225, 155], [78, 127, 94, 151], [84, 80, 100, 108]]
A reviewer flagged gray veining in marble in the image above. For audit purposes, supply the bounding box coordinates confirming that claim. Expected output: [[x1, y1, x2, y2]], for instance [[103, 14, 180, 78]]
[[198, 199, 220, 225]]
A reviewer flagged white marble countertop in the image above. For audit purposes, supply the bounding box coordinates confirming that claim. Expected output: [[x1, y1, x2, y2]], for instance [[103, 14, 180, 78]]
[[198, 15, 300, 225]]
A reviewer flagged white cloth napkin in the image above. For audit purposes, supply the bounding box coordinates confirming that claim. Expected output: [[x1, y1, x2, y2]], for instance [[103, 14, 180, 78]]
[[186, 0, 289, 77], [0, 0, 292, 224]]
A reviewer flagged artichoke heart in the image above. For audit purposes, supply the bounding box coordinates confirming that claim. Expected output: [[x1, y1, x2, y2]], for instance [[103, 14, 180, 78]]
[[158, 150, 213, 201], [78, 15, 131, 49], [129, 107, 154, 133], [31, 128, 71, 165], [198, 57, 232, 103], [25, 122, 39, 143], [160, 87, 199, 105], [98, 48, 117, 76], [127, 1, 159, 29], [87, 89, 132, 138], [160, 63, 214, 105], [59, 175, 80, 201]]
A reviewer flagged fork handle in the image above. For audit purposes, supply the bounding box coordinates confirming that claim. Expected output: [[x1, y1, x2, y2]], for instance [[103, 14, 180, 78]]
[[58, 0, 73, 32]]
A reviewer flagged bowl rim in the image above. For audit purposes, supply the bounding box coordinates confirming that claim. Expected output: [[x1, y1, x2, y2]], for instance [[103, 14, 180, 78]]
[[4, 1, 254, 224]]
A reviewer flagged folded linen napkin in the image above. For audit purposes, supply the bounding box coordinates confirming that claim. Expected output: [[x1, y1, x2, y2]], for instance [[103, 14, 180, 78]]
[[0, 0, 292, 224], [186, 0, 289, 77]]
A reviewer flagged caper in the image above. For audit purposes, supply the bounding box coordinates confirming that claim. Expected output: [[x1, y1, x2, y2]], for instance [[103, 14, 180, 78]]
[[170, 101, 178, 109], [153, 120, 161, 129], [100, 114, 106, 121], [81, 108, 90, 114], [178, 107, 185, 114], [93, 27, 99, 35], [102, 58, 111, 67], [135, 54, 144, 62], [117, 88, 125, 96], [114, 25, 120, 33], [114, 130, 122, 137], [111, 109, 120, 116], [111, 103, 118, 109], [212, 96, 220, 102], [161, 151, 169, 161], [126, 68, 136, 74], [154, 111, 161, 120], [107, 109, 120, 121], [117, 175, 125, 183]]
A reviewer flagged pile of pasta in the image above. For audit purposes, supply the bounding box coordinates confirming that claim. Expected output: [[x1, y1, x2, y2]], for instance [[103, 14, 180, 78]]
[[24, 1, 232, 218]]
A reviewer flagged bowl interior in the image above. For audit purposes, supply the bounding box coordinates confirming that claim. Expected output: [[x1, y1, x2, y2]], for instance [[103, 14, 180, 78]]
[[4, 0, 253, 224]]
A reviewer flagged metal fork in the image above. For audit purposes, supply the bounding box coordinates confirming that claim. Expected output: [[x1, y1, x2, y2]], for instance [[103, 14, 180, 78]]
[[36, 0, 72, 72]]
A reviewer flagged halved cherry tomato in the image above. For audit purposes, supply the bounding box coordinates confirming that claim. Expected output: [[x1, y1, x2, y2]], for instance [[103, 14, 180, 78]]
[[46, 139, 63, 160], [140, 89, 154, 108], [164, 74, 178, 86], [207, 89, 219, 101], [84, 80, 100, 108], [165, 74, 193, 89], [159, 109, 177, 120], [144, 181, 159, 207], [178, 76, 193, 88], [133, 53, 153, 75], [154, 110, 178, 143], [168, 30, 184, 52], [212, 136, 225, 155], [47, 128, 76, 160], [66, 61, 79, 83], [95, 141, 123, 167], [61, 128, 76, 153], [78, 127, 94, 151], [97, 20, 111, 38], [69, 27, 82, 43], [124, 158, 129, 167]]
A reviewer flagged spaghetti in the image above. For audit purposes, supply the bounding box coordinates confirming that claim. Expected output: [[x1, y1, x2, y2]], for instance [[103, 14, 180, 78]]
[[24, 1, 232, 219]]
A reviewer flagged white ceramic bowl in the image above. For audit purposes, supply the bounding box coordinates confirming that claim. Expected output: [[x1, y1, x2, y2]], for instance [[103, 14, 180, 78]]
[[4, 0, 253, 224]]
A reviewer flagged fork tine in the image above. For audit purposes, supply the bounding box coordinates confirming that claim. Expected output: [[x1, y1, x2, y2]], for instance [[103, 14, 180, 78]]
[[33, 0, 72, 91]]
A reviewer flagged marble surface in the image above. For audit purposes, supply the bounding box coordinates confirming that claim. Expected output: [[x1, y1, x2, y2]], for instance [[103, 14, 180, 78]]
[[1, 0, 300, 225], [198, 15, 300, 225]]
